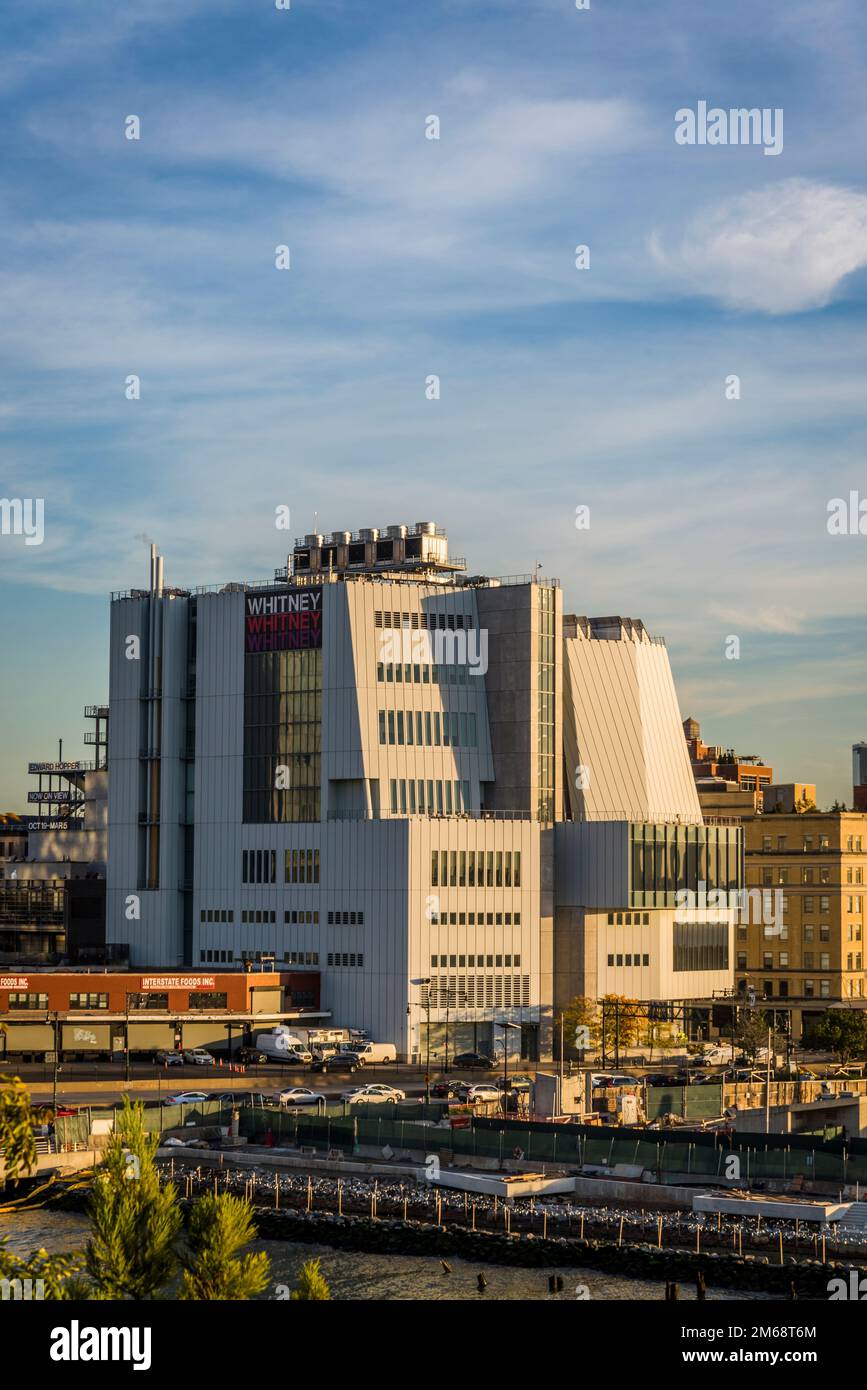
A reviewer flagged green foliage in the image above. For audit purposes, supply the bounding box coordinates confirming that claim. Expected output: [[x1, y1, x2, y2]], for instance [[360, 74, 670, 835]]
[[0, 1074, 37, 1185], [178, 1192, 270, 1301], [806, 1010, 867, 1063], [290, 1257, 331, 1301], [84, 1097, 182, 1299], [735, 1010, 770, 1061], [0, 1240, 82, 1299]]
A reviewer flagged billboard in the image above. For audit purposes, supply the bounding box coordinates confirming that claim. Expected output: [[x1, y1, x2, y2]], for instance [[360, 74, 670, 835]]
[[244, 586, 322, 654]]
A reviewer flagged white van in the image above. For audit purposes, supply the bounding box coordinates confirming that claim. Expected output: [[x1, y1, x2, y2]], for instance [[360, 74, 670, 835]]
[[349, 1042, 397, 1065]]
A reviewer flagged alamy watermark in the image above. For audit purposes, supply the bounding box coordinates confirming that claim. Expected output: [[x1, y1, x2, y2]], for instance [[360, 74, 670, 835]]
[[378, 626, 488, 675], [0, 497, 44, 546], [674, 881, 785, 934], [675, 102, 783, 156]]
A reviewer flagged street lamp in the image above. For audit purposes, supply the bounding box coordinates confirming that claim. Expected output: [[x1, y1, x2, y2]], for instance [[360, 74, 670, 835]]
[[497, 1020, 521, 1116]]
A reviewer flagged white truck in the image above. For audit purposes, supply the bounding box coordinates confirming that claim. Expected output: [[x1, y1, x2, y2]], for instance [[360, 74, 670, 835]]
[[245, 1026, 312, 1064], [343, 1041, 397, 1065]]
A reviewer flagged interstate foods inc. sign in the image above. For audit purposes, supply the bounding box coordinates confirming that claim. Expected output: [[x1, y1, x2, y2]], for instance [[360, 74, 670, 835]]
[[244, 587, 322, 654]]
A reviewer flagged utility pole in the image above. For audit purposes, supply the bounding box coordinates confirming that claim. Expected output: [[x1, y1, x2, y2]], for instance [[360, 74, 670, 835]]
[[765, 1024, 772, 1132], [52, 1012, 59, 1111], [559, 1014, 564, 1084]]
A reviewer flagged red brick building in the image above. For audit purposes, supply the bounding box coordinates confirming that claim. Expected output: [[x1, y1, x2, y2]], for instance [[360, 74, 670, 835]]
[[0, 968, 322, 1061]]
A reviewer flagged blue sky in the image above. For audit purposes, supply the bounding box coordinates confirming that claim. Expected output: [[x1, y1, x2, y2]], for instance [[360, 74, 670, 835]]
[[1, 0, 867, 806]]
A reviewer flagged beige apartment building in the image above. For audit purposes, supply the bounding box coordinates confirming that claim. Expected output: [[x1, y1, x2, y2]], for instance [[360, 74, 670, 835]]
[[741, 811, 867, 1040]]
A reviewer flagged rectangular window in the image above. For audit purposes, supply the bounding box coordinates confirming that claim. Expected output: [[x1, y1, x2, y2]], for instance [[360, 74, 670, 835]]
[[9, 992, 48, 1010], [69, 993, 109, 1009], [378, 711, 386, 744]]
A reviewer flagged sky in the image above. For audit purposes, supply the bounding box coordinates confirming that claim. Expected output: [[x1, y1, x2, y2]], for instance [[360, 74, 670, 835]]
[[1, 0, 866, 807]]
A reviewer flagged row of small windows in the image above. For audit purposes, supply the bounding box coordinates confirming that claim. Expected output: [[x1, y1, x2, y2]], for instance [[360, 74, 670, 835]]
[[375, 610, 473, 630], [391, 779, 470, 815], [742, 977, 834, 999], [760, 834, 864, 852], [242, 850, 276, 884], [201, 909, 322, 926], [432, 850, 522, 888], [758, 867, 857, 888], [431, 954, 522, 968], [199, 948, 320, 967], [739, 950, 863, 971], [241, 849, 321, 884], [425, 975, 531, 1008], [607, 954, 650, 967], [430, 909, 522, 926], [379, 709, 478, 747], [377, 663, 477, 686], [327, 952, 364, 967], [607, 912, 651, 926], [286, 849, 321, 883], [327, 911, 364, 925]]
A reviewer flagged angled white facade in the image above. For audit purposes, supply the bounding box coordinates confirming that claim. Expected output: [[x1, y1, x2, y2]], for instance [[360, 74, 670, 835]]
[[563, 616, 702, 824]]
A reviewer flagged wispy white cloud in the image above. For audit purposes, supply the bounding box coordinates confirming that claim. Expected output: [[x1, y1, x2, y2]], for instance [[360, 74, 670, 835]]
[[652, 179, 867, 314]]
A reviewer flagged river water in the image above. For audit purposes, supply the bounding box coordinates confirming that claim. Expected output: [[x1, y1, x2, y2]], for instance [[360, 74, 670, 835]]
[[0, 1209, 770, 1301]]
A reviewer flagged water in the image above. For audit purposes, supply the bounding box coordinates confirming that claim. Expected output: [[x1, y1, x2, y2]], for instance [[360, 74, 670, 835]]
[[0, 1209, 770, 1301]]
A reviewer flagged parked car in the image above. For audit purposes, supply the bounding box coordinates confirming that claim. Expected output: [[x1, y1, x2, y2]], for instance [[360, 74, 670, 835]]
[[642, 1073, 676, 1087], [495, 1074, 533, 1092], [342, 1084, 406, 1104], [452, 1052, 496, 1070], [183, 1048, 215, 1067], [154, 1049, 184, 1066], [165, 1091, 209, 1104], [431, 1079, 468, 1099], [312, 1053, 360, 1073], [591, 1073, 639, 1089], [278, 1087, 325, 1106], [463, 1084, 501, 1104]]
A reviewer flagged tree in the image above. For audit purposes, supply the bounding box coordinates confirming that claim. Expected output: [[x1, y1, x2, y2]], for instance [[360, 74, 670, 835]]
[[600, 995, 643, 1054], [178, 1193, 270, 1300], [290, 1257, 331, 1301], [0, 1242, 82, 1298], [735, 1010, 770, 1063], [560, 996, 600, 1055], [84, 1097, 183, 1299], [0, 1074, 37, 1186], [806, 1010, 867, 1063]]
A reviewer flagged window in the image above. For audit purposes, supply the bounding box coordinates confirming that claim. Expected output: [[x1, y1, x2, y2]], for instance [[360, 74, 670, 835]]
[[8, 992, 48, 1010], [284, 848, 320, 884], [189, 992, 228, 1010], [69, 993, 109, 1010], [242, 849, 277, 884], [127, 992, 169, 1010]]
